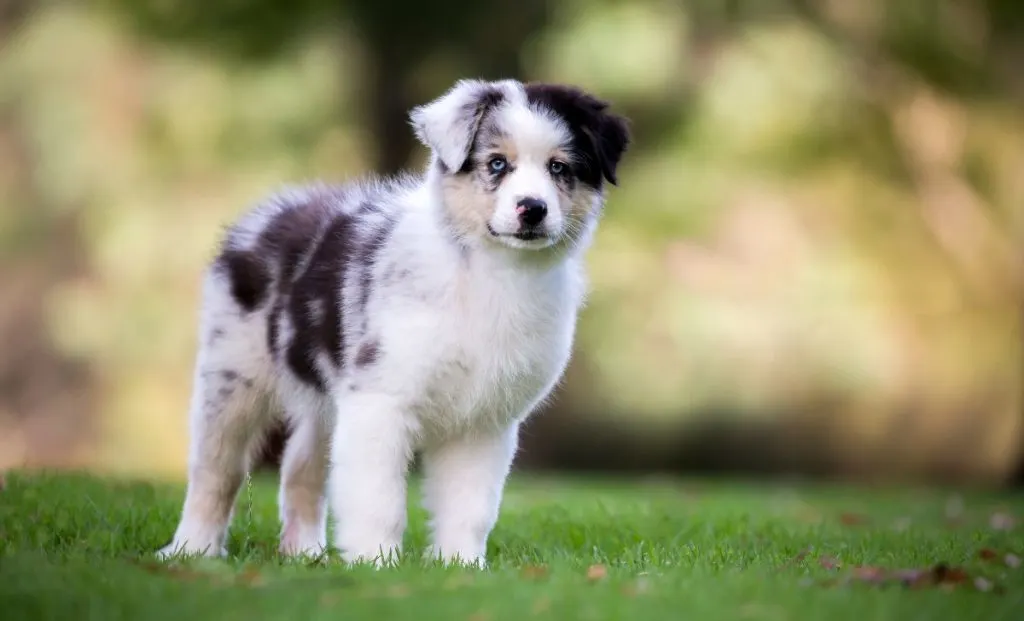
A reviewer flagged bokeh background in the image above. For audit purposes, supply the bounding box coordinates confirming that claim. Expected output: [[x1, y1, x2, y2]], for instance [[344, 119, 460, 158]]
[[1, 0, 1021, 485]]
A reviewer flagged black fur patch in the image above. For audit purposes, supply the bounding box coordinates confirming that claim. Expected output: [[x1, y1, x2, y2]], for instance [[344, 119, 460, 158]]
[[214, 249, 270, 312], [283, 211, 357, 391], [524, 83, 631, 189], [215, 190, 400, 392], [354, 340, 380, 367]]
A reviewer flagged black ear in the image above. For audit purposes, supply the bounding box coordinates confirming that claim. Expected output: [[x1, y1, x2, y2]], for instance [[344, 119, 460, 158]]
[[587, 105, 630, 186], [524, 83, 631, 188]]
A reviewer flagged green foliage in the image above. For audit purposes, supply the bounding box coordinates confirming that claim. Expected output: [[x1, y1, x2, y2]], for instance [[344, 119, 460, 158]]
[[2, 472, 1024, 620], [1, 0, 1022, 478], [98, 0, 335, 60]]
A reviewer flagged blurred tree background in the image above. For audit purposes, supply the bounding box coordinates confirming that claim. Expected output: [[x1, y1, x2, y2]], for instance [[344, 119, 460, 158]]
[[0, 0, 1021, 483]]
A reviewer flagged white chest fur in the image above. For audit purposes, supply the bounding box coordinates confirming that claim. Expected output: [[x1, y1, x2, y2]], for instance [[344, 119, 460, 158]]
[[370, 245, 583, 441]]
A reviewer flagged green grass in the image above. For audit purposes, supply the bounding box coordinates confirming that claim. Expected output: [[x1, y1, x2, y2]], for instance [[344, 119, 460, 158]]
[[1, 471, 1023, 620]]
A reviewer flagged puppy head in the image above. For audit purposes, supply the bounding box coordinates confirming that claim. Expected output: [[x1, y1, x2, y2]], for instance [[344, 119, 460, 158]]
[[410, 79, 630, 253]]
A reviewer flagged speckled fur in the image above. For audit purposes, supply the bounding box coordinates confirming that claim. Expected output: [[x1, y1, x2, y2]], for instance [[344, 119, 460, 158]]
[[158, 79, 630, 567]]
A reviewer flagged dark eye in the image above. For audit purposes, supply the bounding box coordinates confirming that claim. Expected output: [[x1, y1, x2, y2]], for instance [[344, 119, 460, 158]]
[[487, 156, 508, 174], [548, 160, 568, 176]]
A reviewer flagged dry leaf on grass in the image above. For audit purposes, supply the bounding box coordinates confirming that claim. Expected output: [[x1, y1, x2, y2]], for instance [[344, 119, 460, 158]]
[[816, 563, 999, 592], [780, 547, 812, 569], [521, 565, 549, 580], [136, 561, 204, 582], [895, 564, 968, 589], [586, 564, 608, 581], [850, 566, 887, 584], [819, 556, 841, 571], [975, 549, 1020, 568], [237, 565, 265, 587], [839, 513, 870, 526]]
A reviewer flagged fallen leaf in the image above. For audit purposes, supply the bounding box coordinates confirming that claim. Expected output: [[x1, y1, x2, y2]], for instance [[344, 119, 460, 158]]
[[839, 513, 870, 526], [1005, 554, 1021, 568], [931, 564, 969, 586], [891, 568, 928, 587], [133, 560, 204, 582], [521, 565, 549, 580], [990, 511, 1015, 531], [819, 556, 841, 571], [979, 548, 999, 561], [586, 564, 608, 581], [237, 566, 265, 587], [780, 547, 813, 569], [851, 566, 887, 584]]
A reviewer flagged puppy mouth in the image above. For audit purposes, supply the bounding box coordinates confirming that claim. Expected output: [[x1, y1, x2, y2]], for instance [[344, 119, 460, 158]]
[[487, 224, 550, 243]]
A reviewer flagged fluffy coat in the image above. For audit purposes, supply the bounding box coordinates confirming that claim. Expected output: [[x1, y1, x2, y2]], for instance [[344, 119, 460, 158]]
[[158, 78, 630, 567]]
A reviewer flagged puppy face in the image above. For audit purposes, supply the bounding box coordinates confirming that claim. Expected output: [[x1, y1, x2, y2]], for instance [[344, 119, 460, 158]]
[[410, 80, 630, 252]]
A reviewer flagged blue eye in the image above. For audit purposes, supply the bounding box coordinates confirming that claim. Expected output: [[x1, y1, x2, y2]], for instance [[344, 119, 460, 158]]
[[548, 160, 567, 176], [488, 156, 508, 174]]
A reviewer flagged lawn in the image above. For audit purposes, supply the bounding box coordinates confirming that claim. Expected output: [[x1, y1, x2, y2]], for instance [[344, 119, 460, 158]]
[[1, 471, 1022, 621]]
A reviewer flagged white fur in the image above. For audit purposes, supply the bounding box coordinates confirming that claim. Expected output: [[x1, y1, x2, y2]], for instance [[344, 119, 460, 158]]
[[158, 79, 612, 568]]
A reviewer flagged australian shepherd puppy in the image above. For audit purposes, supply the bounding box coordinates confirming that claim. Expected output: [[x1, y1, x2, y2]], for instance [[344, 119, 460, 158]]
[[158, 79, 630, 567]]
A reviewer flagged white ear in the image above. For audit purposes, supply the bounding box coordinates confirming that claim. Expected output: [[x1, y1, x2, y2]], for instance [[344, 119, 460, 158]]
[[409, 79, 505, 172]]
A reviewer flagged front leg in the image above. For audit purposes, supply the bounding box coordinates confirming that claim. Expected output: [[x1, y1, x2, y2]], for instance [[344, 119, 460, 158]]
[[328, 391, 413, 567], [421, 422, 520, 568]]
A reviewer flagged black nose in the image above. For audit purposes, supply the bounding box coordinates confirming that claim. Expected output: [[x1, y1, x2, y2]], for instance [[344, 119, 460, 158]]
[[516, 197, 547, 227]]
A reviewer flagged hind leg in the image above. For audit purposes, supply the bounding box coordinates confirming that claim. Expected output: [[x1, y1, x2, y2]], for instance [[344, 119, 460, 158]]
[[158, 285, 271, 559], [158, 365, 269, 558], [277, 389, 332, 558]]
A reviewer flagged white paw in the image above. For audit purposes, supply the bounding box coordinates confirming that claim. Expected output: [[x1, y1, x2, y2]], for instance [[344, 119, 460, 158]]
[[156, 539, 227, 560], [339, 545, 402, 569], [279, 523, 327, 558], [425, 545, 487, 569]]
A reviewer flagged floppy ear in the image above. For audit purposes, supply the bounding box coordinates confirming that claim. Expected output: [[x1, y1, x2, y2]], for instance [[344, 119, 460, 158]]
[[409, 80, 505, 172], [522, 83, 631, 188], [590, 110, 630, 186], [577, 98, 630, 186]]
